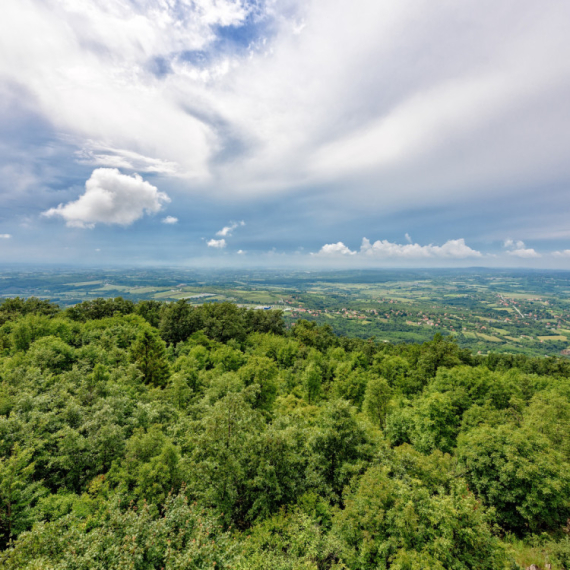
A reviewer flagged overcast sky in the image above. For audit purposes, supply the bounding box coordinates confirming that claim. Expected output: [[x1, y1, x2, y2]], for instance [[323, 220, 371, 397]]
[[1, 0, 570, 268]]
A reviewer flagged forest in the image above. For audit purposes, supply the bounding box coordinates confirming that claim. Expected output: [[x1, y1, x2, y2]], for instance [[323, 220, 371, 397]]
[[0, 296, 569, 569]]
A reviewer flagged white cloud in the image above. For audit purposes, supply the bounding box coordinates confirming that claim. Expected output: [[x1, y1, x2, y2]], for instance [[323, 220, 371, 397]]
[[405, 233, 412, 243], [3, 0, 570, 210], [4, 0, 570, 262], [216, 221, 245, 237], [503, 238, 540, 258], [553, 250, 570, 257], [503, 238, 525, 249], [0, 234, 11, 239], [507, 248, 540, 258], [207, 238, 226, 248], [162, 216, 178, 224], [360, 238, 482, 258], [315, 237, 481, 258], [43, 168, 170, 228], [237, 249, 245, 254], [315, 242, 357, 256]]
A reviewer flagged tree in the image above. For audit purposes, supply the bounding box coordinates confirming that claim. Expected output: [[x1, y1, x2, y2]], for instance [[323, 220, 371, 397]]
[[457, 424, 570, 533], [303, 363, 322, 405], [0, 297, 59, 326], [292, 320, 337, 352], [244, 308, 285, 336], [362, 375, 392, 427], [65, 297, 134, 321], [188, 392, 266, 527], [159, 299, 202, 346], [386, 391, 460, 454], [134, 299, 163, 328], [0, 492, 240, 569], [334, 465, 509, 570], [201, 302, 247, 344], [238, 356, 278, 411], [306, 400, 375, 504], [129, 329, 170, 387], [0, 445, 45, 548]]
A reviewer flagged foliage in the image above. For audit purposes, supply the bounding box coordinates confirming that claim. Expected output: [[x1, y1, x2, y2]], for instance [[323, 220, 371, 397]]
[[0, 296, 569, 568], [457, 424, 570, 533]]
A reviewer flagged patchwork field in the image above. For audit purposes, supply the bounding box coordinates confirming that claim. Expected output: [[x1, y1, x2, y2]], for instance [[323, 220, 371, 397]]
[[3, 267, 570, 357]]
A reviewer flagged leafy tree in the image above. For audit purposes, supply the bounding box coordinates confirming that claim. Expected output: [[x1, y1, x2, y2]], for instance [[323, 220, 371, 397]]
[[201, 302, 247, 343], [293, 320, 337, 352], [188, 392, 266, 526], [0, 297, 59, 326], [386, 392, 460, 454], [244, 308, 285, 336], [237, 510, 344, 570], [457, 424, 570, 533], [65, 297, 134, 321], [238, 355, 278, 411], [0, 445, 45, 548], [362, 375, 392, 427], [524, 389, 570, 460], [135, 299, 163, 328], [25, 335, 75, 373], [306, 400, 375, 504], [129, 329, 170, 387], [159, 299, 202, 346], [211, 344, 245, 372], [0, 492, 240, 570], [303, 362, 323, 405], [334, 465, 509, 570]]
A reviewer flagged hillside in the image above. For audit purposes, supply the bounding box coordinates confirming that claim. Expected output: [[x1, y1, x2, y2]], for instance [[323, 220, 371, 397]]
[[0, 297, 569, 569]]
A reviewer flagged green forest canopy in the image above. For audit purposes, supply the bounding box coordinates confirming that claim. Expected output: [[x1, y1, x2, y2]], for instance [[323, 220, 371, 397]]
[[0, 296, 569, 569]]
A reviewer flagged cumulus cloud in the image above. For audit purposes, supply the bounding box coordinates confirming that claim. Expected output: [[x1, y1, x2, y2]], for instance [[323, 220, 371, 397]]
[[360, 238, 482, 258], [508, 249, 540, 258], [504, 239, 524, 249], [216, 221, 245, 237], [503, 238, 540, 258], [553, 250, 570, 257], [207, 238, 226, 248], [43, 168, 170, 228], [0, 234, 11, 239], [162, 216, 178, 224], [315, 242, 357, 256], [315, 238, 481, 258]]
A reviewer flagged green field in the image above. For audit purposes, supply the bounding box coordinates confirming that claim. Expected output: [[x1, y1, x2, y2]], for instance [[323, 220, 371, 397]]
[[3, 267, 570, 357]]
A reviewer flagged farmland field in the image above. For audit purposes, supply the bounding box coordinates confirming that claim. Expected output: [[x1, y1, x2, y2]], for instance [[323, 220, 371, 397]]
[[2, 267, 570, 357]]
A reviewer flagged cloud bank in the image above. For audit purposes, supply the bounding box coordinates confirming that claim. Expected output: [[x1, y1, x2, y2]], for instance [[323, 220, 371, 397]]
[[43, 168, 170, 228], [316, 238, 482, 259]]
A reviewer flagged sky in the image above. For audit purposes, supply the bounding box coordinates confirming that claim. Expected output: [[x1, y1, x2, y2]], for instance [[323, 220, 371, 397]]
[[1, 0, 570, 268]]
